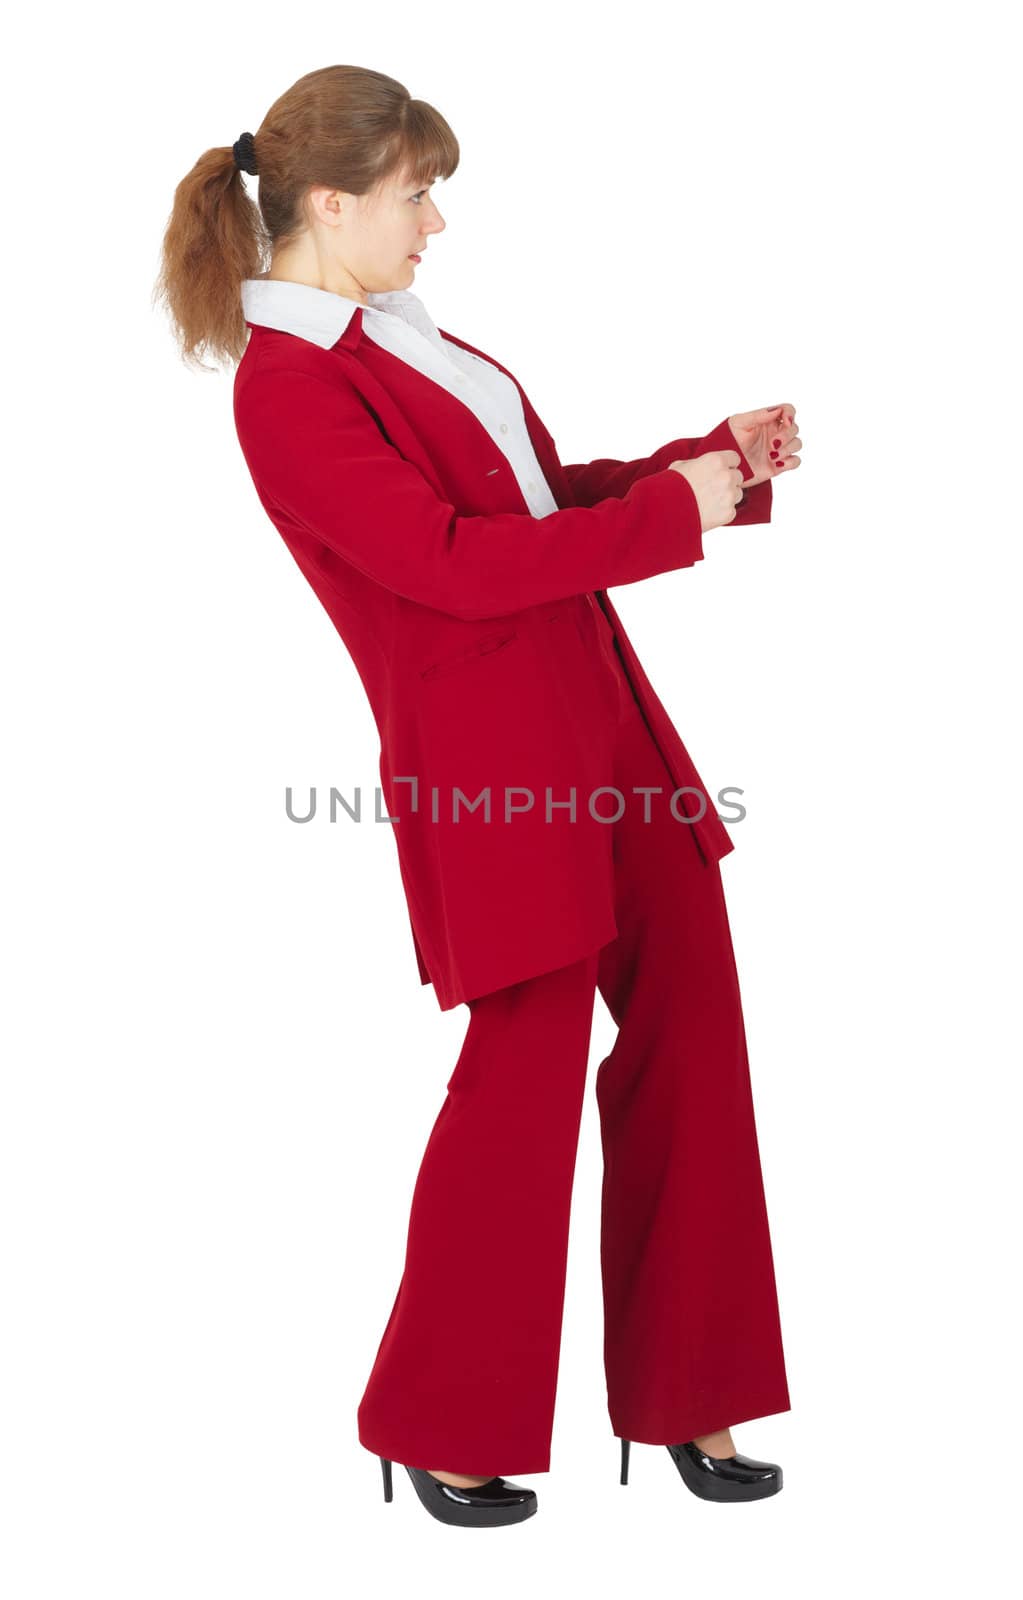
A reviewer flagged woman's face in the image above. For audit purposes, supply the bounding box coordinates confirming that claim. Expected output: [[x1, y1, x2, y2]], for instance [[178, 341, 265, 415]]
[[341, 165, 447, 294]]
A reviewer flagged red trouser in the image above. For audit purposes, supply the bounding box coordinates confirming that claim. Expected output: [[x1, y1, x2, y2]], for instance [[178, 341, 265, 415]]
[[357, 599, 791, 1476]]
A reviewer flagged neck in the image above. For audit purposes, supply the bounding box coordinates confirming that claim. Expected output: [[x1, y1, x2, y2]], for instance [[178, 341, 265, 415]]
[[267, 246, 368, 306]]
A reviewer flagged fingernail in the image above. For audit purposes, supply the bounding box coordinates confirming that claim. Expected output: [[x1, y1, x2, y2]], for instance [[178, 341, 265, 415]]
[[770, 450, 778, 458], [772, 438, 781, 448]]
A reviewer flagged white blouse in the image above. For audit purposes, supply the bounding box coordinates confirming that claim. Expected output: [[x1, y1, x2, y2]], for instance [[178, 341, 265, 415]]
[[240, 274, 561, 520]]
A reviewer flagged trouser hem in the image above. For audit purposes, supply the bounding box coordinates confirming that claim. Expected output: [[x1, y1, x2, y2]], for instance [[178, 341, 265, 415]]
[[608, 1392, 792, 1447]]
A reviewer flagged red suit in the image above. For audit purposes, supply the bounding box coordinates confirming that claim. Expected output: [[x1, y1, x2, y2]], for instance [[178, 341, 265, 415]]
[[233, 305, 790, 1472]]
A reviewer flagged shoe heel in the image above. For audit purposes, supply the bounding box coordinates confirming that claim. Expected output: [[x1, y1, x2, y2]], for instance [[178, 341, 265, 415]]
[[380, 1456, 393, 1502], [619, 1437, 630, 1485]]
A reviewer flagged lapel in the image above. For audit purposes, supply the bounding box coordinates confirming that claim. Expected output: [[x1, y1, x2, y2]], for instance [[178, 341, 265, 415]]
[[325, 307, 574, 513]]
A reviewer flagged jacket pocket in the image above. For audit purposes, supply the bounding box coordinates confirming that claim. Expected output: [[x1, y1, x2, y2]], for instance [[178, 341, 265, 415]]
[[419, 629, 520, 681]]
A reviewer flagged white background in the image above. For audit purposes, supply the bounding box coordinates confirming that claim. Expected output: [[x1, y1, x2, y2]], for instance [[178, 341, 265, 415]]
[[3, 1, 1020, 1594]]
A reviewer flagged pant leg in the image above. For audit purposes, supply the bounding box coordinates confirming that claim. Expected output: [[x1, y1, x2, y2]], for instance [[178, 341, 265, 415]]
[[591, 610, 791, 1444], [356, 949, 600, 1477]]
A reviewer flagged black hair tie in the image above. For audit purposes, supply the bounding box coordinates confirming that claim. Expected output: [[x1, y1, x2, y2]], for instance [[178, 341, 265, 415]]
[[232, 131, 259, 175]]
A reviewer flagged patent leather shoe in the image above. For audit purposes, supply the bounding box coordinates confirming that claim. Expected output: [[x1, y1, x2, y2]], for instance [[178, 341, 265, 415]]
[[378, 1456, 538, 1526], [618, 1436, 782, 1502]]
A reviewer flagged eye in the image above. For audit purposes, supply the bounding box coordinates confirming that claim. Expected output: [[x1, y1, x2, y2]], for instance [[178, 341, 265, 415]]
[[411, 184, 435, 204]]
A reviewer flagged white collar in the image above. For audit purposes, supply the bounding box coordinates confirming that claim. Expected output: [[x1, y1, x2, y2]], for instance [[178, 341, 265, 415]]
[[240, 272, 441, 351]]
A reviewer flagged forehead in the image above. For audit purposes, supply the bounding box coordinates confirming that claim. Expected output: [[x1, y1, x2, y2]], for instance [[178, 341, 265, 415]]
[[392, 163, 440, 191]]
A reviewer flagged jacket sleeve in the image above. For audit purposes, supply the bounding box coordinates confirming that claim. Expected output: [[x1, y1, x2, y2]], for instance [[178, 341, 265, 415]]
[[234, 363, 709, 623], [563, 416, 772, 526]]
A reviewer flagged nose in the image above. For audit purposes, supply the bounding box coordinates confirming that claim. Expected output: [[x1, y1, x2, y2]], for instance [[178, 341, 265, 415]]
[[423, 200, 446, 238]]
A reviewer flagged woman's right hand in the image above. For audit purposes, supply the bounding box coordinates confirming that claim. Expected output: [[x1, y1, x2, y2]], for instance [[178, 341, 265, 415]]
[[668, 451, 745, 532]]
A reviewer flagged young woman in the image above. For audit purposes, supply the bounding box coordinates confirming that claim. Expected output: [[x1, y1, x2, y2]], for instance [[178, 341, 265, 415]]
[[156, 63, 801, 1530]]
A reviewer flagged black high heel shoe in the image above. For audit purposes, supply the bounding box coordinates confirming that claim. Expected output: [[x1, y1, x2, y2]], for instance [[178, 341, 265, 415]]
[[378, 1456, 538, 1526], [618, 1436, 783, 1502]]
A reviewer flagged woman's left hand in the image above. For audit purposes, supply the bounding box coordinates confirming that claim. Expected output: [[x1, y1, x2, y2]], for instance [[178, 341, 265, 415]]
[[727, 404, 802, 488]]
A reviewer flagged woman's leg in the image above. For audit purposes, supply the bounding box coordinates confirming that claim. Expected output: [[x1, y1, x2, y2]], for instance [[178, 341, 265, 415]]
[[357, 949, 600, 1477], [594, 669, 791, 1446]]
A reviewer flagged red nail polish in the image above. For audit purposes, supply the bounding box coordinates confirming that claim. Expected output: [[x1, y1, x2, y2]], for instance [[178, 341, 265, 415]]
[[772, 438, 781, 448], [770, 450, 778, 458]]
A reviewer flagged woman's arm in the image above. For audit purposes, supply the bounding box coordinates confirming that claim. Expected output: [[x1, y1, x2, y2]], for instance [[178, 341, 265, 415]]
[[562, 417, 772, 525], [234, 364, 711, 623]]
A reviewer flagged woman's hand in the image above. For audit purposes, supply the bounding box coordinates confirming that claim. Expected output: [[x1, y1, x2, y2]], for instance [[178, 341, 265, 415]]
[[727, 404, 802, 488], [668, 452, 745, 532]]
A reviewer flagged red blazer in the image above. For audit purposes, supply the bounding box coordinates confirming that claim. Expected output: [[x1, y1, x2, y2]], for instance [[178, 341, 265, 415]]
[[233, 308, 772, 1010]]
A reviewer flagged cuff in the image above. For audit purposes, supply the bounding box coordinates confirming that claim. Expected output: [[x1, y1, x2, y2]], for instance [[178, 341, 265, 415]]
[[700, 416, 755, 481], [701, 416, 773, 524]]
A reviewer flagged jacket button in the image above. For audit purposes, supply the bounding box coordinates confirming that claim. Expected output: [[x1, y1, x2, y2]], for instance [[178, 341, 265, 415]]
[[500, 422, 509, 433]]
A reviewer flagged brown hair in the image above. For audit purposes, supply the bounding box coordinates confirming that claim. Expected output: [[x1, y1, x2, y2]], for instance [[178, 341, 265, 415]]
[[153, 64, 459, 372]]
